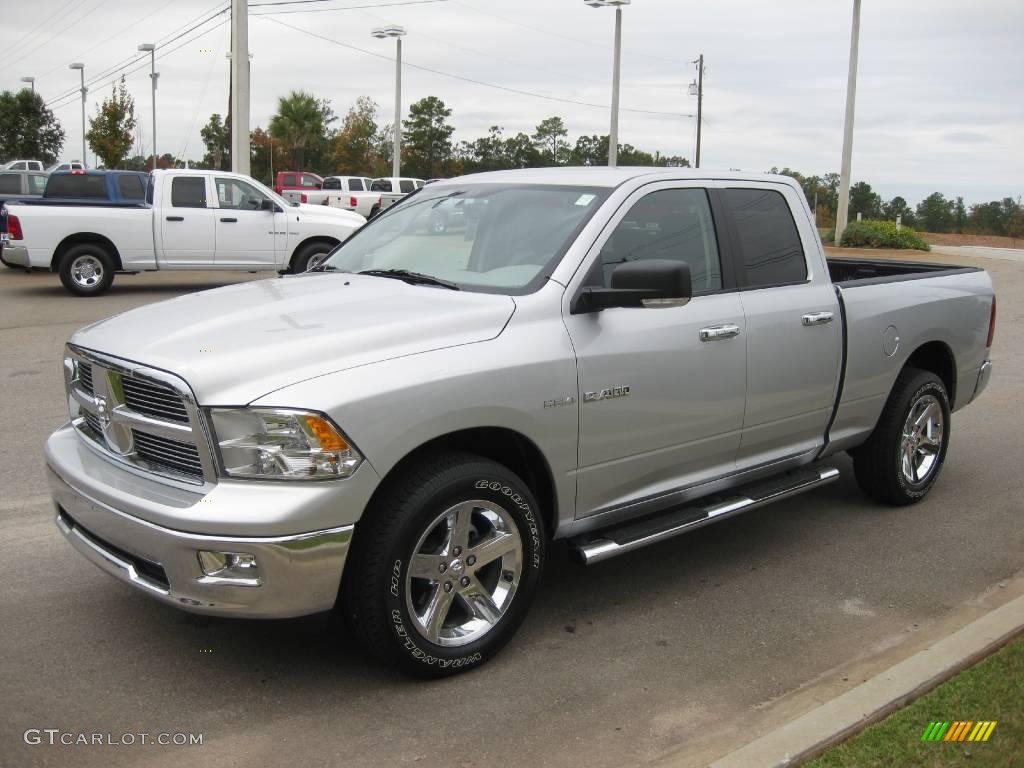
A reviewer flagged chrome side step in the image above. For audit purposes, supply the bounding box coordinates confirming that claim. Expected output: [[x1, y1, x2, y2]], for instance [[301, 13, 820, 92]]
[[572, 466, 839, 565]]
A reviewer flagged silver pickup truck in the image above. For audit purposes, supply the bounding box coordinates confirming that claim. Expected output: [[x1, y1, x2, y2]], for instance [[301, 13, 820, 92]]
[[45, 168, 995, 677]]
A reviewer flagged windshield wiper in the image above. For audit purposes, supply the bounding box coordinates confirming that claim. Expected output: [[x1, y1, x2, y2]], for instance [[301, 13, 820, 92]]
[[357, 269, 460, 290]]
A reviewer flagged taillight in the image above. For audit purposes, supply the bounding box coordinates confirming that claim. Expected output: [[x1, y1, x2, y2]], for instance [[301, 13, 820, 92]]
[[7, 214, 23, 240], [987, 296, 995, 348], [71, 169, 85, 175], [300, 193, 307, 203]]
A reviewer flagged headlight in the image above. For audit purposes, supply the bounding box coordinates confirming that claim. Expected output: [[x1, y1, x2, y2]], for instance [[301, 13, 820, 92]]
[[209, 408, 363, 480]]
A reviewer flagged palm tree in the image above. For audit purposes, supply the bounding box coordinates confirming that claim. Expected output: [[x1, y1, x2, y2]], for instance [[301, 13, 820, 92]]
[[268, 91, 332, 171]]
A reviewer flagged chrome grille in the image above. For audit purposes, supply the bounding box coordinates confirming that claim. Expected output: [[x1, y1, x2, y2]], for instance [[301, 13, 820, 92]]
[[121, 377, 189, 423], [78, 362, 94, 394], [65, 345, 213, 487], [133, 430, 204, 477]]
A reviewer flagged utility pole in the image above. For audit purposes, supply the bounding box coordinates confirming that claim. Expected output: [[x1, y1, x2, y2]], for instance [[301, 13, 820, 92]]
[[230, 0, 250, 176], [694, 54, 704, 168], [835, 0, 862, 246], [69, 64, 87, 167], [138, 44, 158, 170]]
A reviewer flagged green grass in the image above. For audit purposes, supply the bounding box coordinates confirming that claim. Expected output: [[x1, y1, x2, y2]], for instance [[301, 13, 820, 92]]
[[805, 637, 1024, 768]]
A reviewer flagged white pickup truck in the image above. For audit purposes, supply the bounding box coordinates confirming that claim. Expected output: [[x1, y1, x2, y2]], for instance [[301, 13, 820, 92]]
[[281, 176, 381, 219], [2, 169, 364, 295], [371, 176, 426, 213]]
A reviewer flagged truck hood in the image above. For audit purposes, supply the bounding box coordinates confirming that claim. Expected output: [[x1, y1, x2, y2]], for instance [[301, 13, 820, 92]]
[[70, 273, 515, 404], [293, 202, 365, 227]]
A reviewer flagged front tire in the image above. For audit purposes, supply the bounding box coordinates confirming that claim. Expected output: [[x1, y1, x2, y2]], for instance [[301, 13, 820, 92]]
[[58, 244, 115, 296], [341, 453, 545, 677], [292, 241, 335, 273], [853, 367, 950, 506]]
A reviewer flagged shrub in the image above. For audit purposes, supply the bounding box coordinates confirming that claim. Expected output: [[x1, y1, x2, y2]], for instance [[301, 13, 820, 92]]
[[839, 220, 930, 251]]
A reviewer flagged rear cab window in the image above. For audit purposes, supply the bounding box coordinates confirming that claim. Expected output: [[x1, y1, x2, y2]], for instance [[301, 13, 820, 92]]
[[44, 174, 107, 199], [300, 175, 320, 188], [399, 179, 415, 193], [322, 178, 341, 190], [370, 179, 392, 192], [283, 174, 296, 187], [171, 176, 209, 208], [348, 178, 364, 191], [722, 188, 807, 288], [0, 174, 19, 194]]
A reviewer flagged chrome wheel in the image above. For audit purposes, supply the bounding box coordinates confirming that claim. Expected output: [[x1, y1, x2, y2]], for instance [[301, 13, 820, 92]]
[[70, 254, 103, 288], [405, 499, 523, 648], [900, 394, 944, 484], [305, 252, 330, 271]]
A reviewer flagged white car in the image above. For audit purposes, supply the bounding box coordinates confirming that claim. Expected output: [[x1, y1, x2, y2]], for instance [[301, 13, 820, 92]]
[[2, 169, 365, 295]]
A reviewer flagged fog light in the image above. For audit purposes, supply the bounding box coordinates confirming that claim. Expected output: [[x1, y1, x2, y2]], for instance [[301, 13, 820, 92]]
[[197, 550, 261, 586]]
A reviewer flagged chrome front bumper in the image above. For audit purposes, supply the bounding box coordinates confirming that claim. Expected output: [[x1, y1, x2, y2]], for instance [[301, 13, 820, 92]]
[[46, 428, 359, 619]]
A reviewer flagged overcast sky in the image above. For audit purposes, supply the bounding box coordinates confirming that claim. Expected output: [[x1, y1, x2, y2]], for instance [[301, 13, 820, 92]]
[[4, 0, 1021, 205]]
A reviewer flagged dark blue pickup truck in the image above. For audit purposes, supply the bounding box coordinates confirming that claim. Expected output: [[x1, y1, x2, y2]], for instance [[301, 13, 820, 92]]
[[1, 170, 149, 267]]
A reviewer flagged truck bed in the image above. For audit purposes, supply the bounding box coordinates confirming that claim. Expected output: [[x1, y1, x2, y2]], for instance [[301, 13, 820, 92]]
[[826, 256, 980, 286]]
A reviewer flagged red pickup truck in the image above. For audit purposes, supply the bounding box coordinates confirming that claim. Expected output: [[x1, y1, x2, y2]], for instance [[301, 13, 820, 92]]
[[273, 171, 323, 196]]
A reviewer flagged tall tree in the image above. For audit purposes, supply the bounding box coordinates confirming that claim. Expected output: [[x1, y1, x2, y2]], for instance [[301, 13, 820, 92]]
[[572, 134, 609, 166], [532, 116, 570, 166], [200, 113, 230, 171], [332, 96, 381, 174], [848, 180, 882, 220], [916, 192, 955, 233], [503, 132, 540, 169], [0, 88, 65, 163], [402, 96, 455, 178], [86, 77, 136, 169], [250, 127, 288, 184], [269, 91, 336, 172], [460, 125, 509, 173], [882, 196, 916, 227]]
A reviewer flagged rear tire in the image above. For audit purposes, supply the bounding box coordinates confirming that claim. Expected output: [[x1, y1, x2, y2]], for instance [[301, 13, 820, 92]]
[[340, 452, 545, 677], [58, 244, 115, 296], [852, 367, 950, 506]]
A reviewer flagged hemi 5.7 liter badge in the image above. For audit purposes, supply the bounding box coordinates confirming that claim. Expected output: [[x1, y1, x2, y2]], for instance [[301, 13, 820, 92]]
[[583, 386, 631, 403]]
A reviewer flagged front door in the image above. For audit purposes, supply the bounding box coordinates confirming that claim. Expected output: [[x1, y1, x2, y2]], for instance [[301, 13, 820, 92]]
[[564, 183, 747, 518], [213, 176, 283, 268]]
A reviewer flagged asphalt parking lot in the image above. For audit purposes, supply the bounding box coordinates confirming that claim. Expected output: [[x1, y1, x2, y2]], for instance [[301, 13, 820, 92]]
[[1, 252, 1022, 768]]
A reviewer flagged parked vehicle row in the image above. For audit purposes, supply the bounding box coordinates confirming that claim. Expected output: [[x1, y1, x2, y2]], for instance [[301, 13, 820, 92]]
[[43, 168, 995, 677], [281, 176, 382, 218], [1, 169, 364, 294], [0, 159, 85, 172]]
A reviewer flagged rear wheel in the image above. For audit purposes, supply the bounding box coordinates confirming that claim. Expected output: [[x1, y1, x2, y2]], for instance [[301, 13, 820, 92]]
[[58, 244, 115, 296], [853, 367, 950, 505], [340, 453, 545, 677]]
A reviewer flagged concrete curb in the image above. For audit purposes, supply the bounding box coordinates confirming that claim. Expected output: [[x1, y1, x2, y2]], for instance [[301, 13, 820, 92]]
[[705, 592, 1024, 768]]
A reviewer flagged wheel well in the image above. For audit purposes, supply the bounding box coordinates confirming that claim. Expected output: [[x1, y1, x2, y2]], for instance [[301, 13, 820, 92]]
[[52, 233, 123, 272], [377, 428, 558, 538], [905, 341, 957, 406], [289, 236, 339, 271]]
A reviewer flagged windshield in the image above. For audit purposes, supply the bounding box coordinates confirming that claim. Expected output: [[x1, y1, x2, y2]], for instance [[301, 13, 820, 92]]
[[320, 183, 609, 294]]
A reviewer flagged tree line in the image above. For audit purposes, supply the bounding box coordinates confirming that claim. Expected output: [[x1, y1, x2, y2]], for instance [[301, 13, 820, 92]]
[[1, 82, 1019, 238], [771, 167, 1023, 238]]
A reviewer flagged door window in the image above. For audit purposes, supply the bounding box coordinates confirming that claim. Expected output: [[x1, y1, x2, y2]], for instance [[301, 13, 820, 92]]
[[722, 188, 807, 288], [171, 176, 209, 208], [596, 188, 722, 293], [215, 177, 271, 211]]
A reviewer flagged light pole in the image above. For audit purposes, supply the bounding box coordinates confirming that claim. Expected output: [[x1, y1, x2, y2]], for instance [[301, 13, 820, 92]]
[[138, 44, 159, 171], [69, 63, 87, 167], [230, 0, 251, 175], [835, 0, 862, 246], [20, 76, 35, 94], [688, 55, 704, 168], [372, 25, 407, 179], [584, 0, 629, 167]]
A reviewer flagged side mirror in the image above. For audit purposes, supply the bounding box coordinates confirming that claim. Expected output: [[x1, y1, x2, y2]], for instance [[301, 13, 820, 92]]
[[572, 259, 692, 314], [260, 198, 280, 213]]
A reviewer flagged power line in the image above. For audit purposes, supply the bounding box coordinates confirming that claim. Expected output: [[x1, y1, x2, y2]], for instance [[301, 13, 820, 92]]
[[450, 0, 693, 67], [44, 5, 230, 108], [0, 0, 94, 67], [250, 0, 446, 6], [261, 16, 693, 118]]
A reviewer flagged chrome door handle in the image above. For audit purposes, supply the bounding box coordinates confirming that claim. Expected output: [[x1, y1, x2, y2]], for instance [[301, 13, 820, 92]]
[[802, 312, 834, 326], [699, 324, 741, 342]]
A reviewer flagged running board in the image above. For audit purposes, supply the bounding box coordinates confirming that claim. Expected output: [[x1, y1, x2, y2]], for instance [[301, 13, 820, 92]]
[[572, 466, 840, 565]]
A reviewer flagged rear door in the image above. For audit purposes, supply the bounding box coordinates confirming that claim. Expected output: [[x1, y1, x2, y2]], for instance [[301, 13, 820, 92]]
[[564, 182, 747, 517], [158, 175, 217, 267], [213, 176, 283, 267], [720, 184, 841, 467]]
